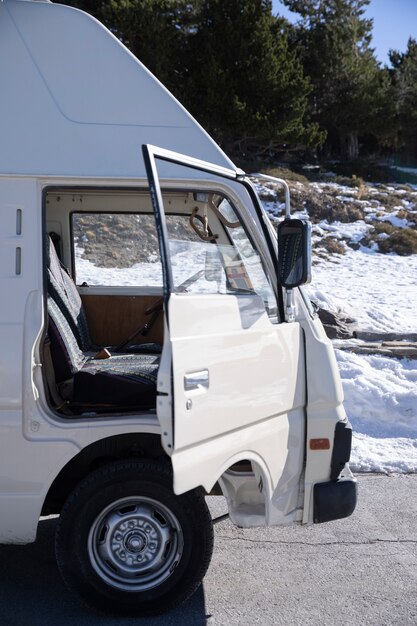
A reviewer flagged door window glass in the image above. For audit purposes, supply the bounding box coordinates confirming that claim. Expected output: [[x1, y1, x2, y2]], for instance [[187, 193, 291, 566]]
[[164, 194, 278, 322]]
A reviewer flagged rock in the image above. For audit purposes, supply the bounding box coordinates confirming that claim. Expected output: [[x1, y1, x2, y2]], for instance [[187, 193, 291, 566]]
[[356, 331, 417, 342], [336, 342, 417, 359], [317, 307, 357, 339]]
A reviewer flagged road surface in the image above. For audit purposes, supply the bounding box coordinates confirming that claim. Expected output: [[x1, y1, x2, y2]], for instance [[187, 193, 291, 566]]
[[0, 474, 416, 625]]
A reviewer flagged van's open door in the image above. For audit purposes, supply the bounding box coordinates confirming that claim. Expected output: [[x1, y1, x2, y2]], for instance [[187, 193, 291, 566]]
[[143, 145, 307, 526]]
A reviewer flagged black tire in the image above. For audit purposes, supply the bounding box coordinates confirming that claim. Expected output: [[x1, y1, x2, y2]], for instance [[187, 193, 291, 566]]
[[55, 459, 213, 616]]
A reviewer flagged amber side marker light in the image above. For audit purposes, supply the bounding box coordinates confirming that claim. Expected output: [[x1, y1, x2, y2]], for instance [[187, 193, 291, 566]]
[[310, 438, 330, 450]]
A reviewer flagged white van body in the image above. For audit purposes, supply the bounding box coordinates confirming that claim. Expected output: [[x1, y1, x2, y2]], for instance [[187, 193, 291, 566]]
[[0, 0, 356, 615]]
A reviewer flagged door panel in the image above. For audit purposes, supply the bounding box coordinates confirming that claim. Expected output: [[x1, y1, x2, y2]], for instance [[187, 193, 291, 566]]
[[143, 145, 306, 523], [169, 293, 304, 450]]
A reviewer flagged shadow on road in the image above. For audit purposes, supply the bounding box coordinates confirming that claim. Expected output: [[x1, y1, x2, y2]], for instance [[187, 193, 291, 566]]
[[0, 518, 209, 626]]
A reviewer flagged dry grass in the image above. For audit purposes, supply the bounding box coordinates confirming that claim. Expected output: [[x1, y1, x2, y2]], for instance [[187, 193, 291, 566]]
[[261, 166, 309, 184], [314, 236, 346, 256], [317, 174, 365, 188], [378, 229, 417, 255], [366, 192, 403, 211], [372, 221, 396, 235], [289, 185, 365, 223], [396, 208, 417, 226]]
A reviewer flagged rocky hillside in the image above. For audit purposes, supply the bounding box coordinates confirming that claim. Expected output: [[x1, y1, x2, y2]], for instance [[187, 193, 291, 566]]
[[255, 173, 417, 258]]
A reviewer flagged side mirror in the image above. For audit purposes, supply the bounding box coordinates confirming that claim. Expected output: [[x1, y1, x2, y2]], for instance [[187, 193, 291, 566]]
[[277, 218, 311, 288]]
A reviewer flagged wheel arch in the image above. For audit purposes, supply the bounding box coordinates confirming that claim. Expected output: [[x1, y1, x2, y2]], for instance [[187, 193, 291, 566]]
[[212, 453, 271, 527], [42, 432, 166, 516]]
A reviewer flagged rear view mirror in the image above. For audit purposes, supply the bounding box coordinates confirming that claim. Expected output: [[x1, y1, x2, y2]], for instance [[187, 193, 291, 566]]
[[277, 219, 311, 288]]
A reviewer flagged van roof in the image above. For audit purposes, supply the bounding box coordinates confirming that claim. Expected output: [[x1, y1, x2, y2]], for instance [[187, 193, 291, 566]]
[[0, 0, 234, 178]]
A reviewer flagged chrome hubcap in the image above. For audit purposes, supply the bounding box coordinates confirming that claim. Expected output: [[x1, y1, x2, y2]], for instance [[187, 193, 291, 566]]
[[88, 496, 183, 591]]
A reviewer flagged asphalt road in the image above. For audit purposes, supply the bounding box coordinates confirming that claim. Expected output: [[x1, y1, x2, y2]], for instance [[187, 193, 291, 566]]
[[0, 474, 416, 626]]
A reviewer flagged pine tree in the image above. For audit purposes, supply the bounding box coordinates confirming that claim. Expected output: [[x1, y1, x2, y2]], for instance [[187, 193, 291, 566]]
[[389, 38, 417, 159], [183, 0, 324, 158], [281, 0, 393, 159]]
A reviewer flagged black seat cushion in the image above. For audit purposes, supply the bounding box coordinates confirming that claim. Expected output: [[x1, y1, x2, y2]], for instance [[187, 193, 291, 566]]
[[74, 354, 159, 408]]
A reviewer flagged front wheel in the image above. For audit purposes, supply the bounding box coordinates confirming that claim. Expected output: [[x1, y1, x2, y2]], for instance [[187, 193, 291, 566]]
[[55, 459, 213, 616]]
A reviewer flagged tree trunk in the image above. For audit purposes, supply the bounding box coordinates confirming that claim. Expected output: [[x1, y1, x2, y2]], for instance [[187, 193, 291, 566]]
[[341, 131, 359, 160]]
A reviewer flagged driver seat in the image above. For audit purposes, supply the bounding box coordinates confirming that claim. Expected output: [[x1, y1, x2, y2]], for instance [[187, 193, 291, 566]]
[[46, 235, 161, 355]]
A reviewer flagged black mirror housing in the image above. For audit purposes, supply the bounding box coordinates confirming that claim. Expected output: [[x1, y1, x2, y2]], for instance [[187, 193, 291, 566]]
[[277, 218, 311, 288]]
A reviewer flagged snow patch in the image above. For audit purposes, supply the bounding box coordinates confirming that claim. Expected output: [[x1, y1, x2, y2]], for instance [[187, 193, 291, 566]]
[[306, 248, 417, 335], [260, 178, 417, 473]]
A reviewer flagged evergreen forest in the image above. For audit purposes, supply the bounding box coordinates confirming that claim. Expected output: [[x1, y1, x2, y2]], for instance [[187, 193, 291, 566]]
[[61, 0, 417, 167]]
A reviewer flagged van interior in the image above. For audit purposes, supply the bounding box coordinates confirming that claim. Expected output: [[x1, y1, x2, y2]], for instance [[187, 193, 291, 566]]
[[43, 188, 278, 417]]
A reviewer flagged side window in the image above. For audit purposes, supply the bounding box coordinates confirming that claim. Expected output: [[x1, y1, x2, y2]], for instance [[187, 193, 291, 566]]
[[217, 198, 278, 321], [164, 194, 278, 323], [71, 213, 163, 287], [164, 213, 226, 294]]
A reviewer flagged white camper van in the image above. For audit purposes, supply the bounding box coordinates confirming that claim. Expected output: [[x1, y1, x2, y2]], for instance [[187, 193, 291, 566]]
[[0, 0, 356, 616]]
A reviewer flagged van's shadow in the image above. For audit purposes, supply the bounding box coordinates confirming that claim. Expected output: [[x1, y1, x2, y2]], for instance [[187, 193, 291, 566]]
[[0, 519, 208, 626]]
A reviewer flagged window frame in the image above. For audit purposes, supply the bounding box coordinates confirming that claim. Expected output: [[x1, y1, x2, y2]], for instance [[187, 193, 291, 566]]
[[142, 144, 282, 323]]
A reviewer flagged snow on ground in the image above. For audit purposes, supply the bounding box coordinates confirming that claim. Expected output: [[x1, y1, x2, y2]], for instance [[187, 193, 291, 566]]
[[260, 178, 417, 473], [336, 350, 417, 472], [307, 248, 417, 335], [337, 351, 417, 439]]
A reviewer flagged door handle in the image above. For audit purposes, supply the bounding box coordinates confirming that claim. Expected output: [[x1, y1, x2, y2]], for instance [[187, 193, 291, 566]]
[[184, 369, 209, 392]]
